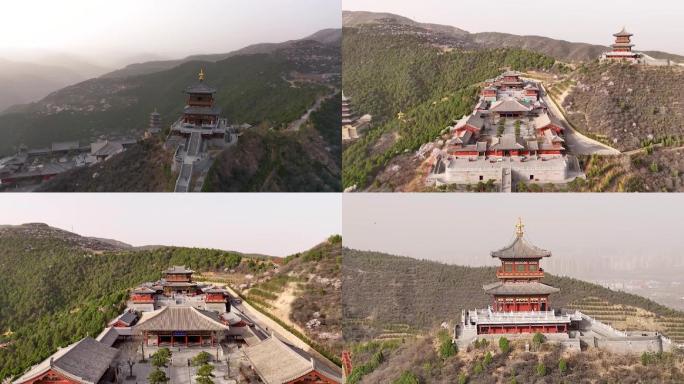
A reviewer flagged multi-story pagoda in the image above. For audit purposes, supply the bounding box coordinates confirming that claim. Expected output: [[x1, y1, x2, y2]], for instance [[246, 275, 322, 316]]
[[162, 265, 199, 296], [342, 92, 360, 141], [602, 27, 642, 63], [342, 93, 356, 126], [168, 69, 230, 148], [458, 219, 580, 337], [484, 218, 558, 313]]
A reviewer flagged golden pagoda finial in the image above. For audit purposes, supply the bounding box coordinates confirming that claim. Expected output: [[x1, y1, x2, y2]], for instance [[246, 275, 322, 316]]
[[515, 217, 525, 237], [198, 68, 205, 82]]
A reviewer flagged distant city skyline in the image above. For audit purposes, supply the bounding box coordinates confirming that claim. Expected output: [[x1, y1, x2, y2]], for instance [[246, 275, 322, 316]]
[[0, 0, 341, 67], [343, 0, 684, 55], [0, 194, 341, 256]]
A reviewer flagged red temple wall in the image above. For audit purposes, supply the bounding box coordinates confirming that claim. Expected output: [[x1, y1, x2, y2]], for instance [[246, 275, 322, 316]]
[[206, 293, 225, 302], [166, 274, 192, 282], [286, 370, 338, 384], [477, 324, 567, 335], [449, 151, 479, 156], [20, 369, 80, 384], [131, 293, 154, 303]]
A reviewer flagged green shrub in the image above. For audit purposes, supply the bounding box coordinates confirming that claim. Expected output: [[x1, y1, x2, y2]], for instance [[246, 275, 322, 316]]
[[536, 362, 547, 376], [499, 337, 510, 353], [393, 371, 420, 384], [473, 361, 484, 375], [192, 351, 212, 366], [148, 368, 170, 384], [483, 351, 493, 366], [559, 357, 567, 374], [457, 372, 468, 384]]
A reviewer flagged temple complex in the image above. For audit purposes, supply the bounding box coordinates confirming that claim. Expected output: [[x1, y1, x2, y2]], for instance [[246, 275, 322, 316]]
[[428, 71, 581, 190], [601, 27, 642, 63], [455, 219, 677, 354], [13, 265, 342, 383], [129, 265, 227, 313], [341, 92, 371, 141]]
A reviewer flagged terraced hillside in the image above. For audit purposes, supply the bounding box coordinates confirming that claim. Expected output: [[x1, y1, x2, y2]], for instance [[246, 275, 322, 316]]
[[242, 237, 343, 359], [342, 249, 684, 344], [567, 297, 684, 344]]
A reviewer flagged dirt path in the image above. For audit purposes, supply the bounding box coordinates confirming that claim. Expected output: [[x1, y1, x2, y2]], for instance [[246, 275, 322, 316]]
[[286, 91, 335, 132], [269, 282, 308, 336], [623, 143, 684, 156], [203, 280, 341, 371]]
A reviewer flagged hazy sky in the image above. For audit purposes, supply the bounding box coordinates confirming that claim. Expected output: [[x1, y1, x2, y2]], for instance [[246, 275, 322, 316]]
[[0, 0, 341, 66], [343, 194, 684, 270], [0, 194, 341, 256], [344, 0, 684, 55]]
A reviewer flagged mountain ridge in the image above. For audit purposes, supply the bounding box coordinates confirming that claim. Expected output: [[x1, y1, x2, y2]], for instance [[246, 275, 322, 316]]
[[342, 10, 684, 62], [101, 28, 342, 79]]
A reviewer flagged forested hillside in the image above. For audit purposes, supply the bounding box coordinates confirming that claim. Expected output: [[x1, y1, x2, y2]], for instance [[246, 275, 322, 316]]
[[342, 249, 684, 342], [0, 224, 290, 380], [0, 41, 335, 156], [342, 27, 558, 189]]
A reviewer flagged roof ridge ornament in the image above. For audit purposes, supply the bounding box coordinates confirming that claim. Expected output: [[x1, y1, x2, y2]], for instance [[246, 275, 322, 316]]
[[199, 68, 205, 82], [515, 217, 525, 237]]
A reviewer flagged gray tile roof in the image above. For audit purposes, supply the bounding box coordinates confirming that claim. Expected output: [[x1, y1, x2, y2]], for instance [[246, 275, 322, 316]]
[[166, 265, 194, 274], [483, 281, 560, 295], [132, 286, 156, 294], [185, 82, 217, 94], [490, 135, 524, 151], [491, 235, 551, 259], [501, 70, 523, 77], [183, 106, 221, 116], [613, 27, 633, 37], [244, 336, 342, 383], [14, 337, 118, 384], [117, 311, 138, 325], [91, 141, 123, 157], [490, 98, 531, 113], [51, 141, 80, 152], [134, 306, 229, 332]]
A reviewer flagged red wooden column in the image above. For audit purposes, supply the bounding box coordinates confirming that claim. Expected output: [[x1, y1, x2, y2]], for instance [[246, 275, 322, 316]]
[[185, 335, 188, 347]]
